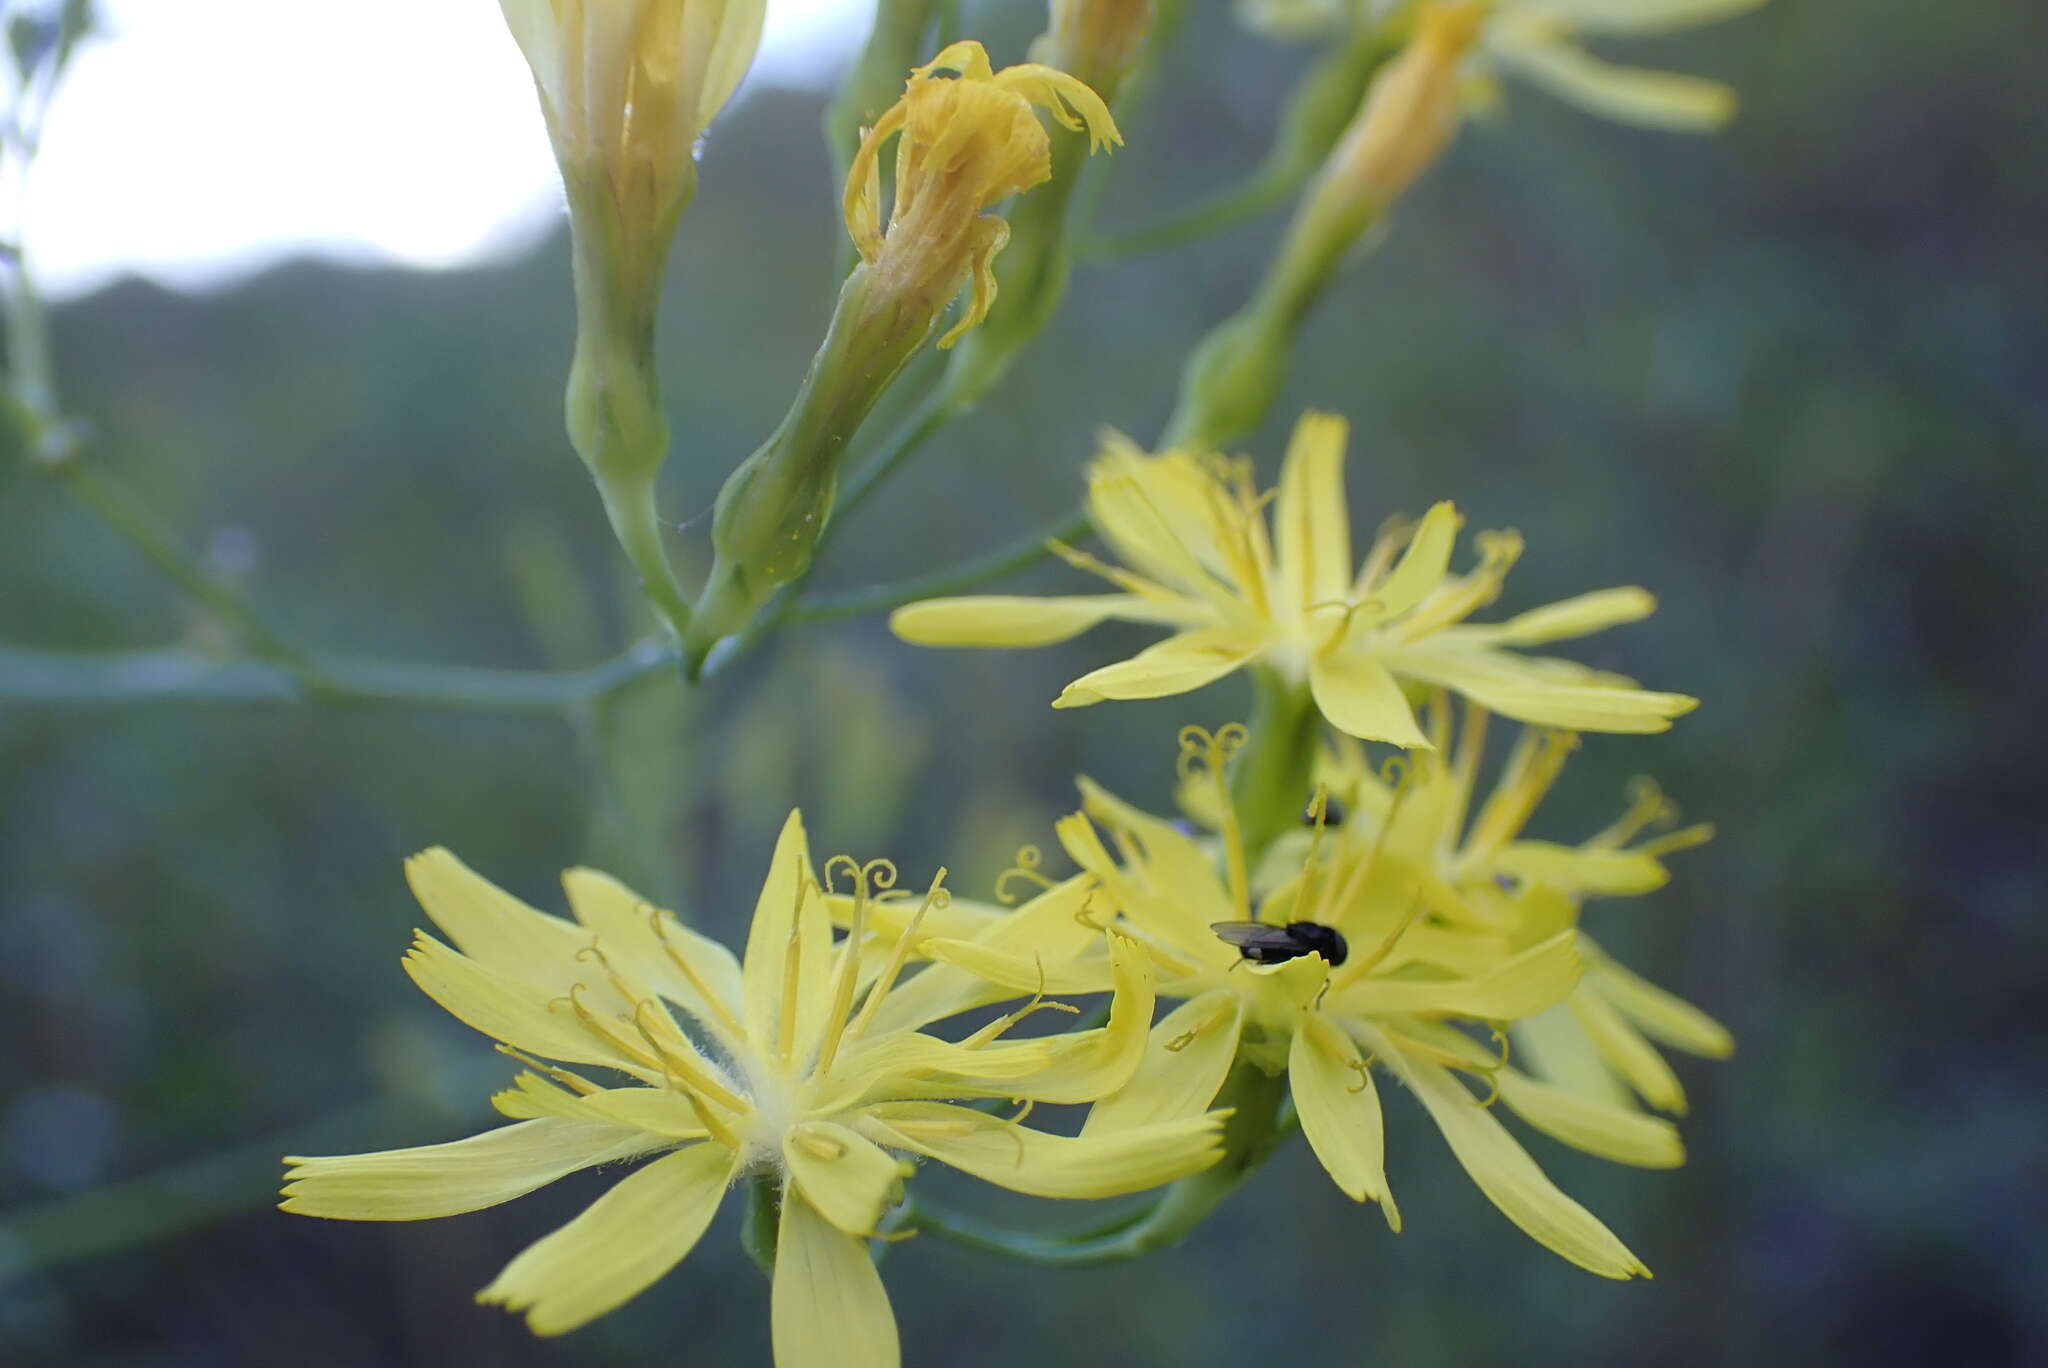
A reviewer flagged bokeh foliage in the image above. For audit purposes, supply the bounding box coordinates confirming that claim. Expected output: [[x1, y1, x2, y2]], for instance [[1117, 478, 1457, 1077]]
[[2, 0, 2044, 1363]]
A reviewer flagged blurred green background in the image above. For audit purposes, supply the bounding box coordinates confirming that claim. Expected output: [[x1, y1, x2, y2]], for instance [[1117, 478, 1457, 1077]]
[[3, 0, 2044, 1363]]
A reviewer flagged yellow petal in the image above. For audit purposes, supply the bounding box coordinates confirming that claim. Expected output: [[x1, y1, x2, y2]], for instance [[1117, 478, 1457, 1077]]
[[917, 937, 1115, 996], [1359, 1024, 1650, 1279], [889, 593, 1178, 648], [1479, 587, 1657, 646], [1511, 1003, 1636, 1109], [280, 1118, 653, 1220], [1078, 776, 1241, 958], [1491, 27, 1739, 130], [1495, 1068, 1684, 1169], [1489, 840, 1670, 896], [1085, 463, 1231, 596], [773, 1194, 899, 1368], [477, 1142, 732, 1335], [404, 848, 612, 1000], [401, 933, 652, 1075], [1334, 930, 1581, 1021], [492, 1075, 708, 1139], [1085, 990, 1243, 1133], [1585, 943, 1734, 1058], [863, 1102, 1226, 1199], [814, 1031, 1059, 1114], [1290, 1014, 1400, 1225], [741, 810, 832, 1057], [994, 931, 1157, 1104], [860, 875, 1105, 1035], [783, 1122, 904, 1237], [1396, 650, 1698, 733], [1054, 626, 1264, 708], [1570, 984, 1689, 1113], [1274, 412, 1353, 611], [1534, 0, 1770, 35], [1310, 650, 1431, 747], [1366, 500, 1460, 621], [562, 866, 744, 1037]]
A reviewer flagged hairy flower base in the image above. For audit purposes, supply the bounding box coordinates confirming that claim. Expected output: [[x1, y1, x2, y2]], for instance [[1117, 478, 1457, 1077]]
[[281, 815, 1226, 1359], [892, 412, 1697, 745]]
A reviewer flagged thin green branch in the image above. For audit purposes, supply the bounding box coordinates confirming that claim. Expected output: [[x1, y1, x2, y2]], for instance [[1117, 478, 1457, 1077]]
[[0, 636, 679, 710], [50, 461, 333, 682], [794, 508, 1090, 624], [905, 1194, 1168, 1266], [0, 1092, 469, 1281]]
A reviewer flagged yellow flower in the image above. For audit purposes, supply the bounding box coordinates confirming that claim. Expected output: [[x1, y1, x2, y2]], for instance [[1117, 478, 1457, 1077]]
[[1240, 0, 1768, 132], [1319, 702, 1734, 1115], [915, 730, 1654, 1278], [891, 412, 1696, 746], [281, 814, 1221, 1356], [844, 40, 1121, 348]]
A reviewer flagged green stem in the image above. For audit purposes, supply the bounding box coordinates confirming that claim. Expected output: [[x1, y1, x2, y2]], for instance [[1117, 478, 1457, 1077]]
[[799, 509, 1089, 623], [0, 636, 679, 710], [1085, 16, 1397, 262], [741, 1172, 781, 1279], [52, 462, 333, 685], [913, 1058, 1289, 1267], [1232, 665, 1323, 862]]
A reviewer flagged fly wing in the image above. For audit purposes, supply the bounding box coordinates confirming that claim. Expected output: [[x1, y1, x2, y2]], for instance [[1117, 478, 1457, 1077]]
[[1210, 921, 1298, 952]]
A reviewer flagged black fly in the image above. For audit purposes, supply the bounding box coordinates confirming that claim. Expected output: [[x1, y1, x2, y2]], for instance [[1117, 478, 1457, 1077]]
[[1211, 920, 1349, 968]]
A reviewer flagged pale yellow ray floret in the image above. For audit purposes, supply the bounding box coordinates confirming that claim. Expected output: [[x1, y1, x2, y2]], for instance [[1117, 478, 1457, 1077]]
[[1237, 0, 1769, 132], [281, 814, 1224, 1360], [874, 728, 1663, 1278], [1315, 702, 1733, 1117], [891, 412, 1696, 747]]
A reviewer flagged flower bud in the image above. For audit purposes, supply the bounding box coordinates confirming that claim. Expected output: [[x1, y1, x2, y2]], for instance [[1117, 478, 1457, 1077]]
[[498, 0, 766, 640], [499, 0, 766, 306], [1317, 0, 1483, 213]]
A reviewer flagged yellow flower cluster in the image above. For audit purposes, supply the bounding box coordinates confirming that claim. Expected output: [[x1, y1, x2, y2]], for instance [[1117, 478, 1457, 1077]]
[[284, 815, 1221, 1357]]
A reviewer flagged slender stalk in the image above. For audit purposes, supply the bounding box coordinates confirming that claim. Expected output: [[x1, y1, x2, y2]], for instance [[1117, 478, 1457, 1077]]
[[0, 636, 679, 710], [1231, 665, 1324, 861], [741, 1172, 781, 1279], [50, 462, 334, 684]]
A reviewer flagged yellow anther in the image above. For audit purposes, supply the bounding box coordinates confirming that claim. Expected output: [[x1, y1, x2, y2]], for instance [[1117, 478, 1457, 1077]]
[[792, 1124, 848, 1161], [776, 875, 811, 1066], [847, 869, 950, 1042], [492, 1044, 602, 1096], [647, 905, 747, 1040]]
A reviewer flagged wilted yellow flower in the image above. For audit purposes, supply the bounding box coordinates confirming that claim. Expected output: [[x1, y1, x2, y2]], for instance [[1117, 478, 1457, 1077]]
[[918, 729, 1655, 1277], [891, 412, 1696, 746], [845, 40, 1121, 348], [281, 814, 1221, 1356], [1240, 0, 1768, 132], [1319, 703, 1734, 1115]]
